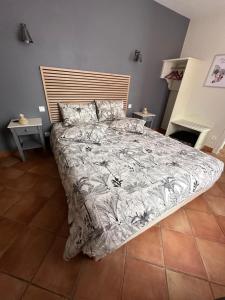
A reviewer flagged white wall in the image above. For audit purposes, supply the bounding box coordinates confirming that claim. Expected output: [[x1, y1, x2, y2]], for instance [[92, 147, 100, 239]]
[[181, 14, 225, 149]]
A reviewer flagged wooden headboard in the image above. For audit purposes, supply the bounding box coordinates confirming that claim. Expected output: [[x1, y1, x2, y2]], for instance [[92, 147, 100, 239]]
[[40, 66, 131, 123]]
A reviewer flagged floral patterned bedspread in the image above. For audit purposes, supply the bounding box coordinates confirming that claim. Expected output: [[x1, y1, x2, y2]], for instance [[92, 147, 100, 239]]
[[51, 123, 223, 260]]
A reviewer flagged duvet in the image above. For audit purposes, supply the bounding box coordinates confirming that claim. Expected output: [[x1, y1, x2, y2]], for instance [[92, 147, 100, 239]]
[[51, 123, 223, 260]]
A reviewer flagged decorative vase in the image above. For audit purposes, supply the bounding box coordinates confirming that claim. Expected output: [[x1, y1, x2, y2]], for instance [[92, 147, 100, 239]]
[[142, 107, 148, 114], [19, 114, 28, 125]]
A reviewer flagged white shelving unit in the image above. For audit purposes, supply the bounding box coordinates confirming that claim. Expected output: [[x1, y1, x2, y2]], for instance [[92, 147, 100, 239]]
[[160, 57, 211, 149]]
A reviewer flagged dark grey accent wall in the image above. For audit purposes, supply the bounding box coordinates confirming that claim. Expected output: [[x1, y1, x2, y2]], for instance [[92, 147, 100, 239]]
[[0, 0, 189, 151]]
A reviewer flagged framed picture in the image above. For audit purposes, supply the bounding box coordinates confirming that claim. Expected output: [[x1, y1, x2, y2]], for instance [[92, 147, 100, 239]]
[[205, 54, 225, 88]]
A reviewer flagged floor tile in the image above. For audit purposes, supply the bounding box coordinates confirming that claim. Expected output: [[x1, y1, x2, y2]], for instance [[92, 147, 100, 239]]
[[0, 189, 22, 216], [207, 183, 225, 198], [32, 176, 62, 199], [0, 156, 20, 168], [33, 237, 82, 298], [23, 285, 65, 300], [122, 257, 168, 300], [0, 167, 24, 182], [5, 192, 46, 224], [14, 158, 42, 172], [162, 229, 207, 278], [211, 283, 225, 299], [29, 160, 59, 178], [217, 215, 225, 235], [184, 195, 211, 213], [197, 238, 225, 285], [219, 173, 225, 184], [0, 184, 4, 192], [0, 227, 54, 281], [74, 247, 125, 300], [0, 218, 25, 257], [5, 173, 38, 192], [58, 218, 70, 238], [218, 181, 225, 195], [30, 198, 66, 233], [166, 269, 213, 300], [127, 226, 164, 266], [0, 272, 27, 300], [186, 209, 225, 243], [160, 209, 192, 235], [206, 195, 225, 216]]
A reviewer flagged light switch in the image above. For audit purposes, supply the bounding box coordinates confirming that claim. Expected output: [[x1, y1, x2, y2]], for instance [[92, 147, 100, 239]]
[[128, 104, 132, 109], [39, 106, 45, 112]]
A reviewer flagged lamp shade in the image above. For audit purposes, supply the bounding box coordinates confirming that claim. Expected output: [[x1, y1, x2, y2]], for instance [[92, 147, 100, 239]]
[[21, 23, 33, 44]]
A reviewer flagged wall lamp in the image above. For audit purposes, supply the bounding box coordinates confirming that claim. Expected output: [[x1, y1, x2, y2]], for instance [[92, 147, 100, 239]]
[[134, 50, 142, 63], [20, 23, 33, 44]]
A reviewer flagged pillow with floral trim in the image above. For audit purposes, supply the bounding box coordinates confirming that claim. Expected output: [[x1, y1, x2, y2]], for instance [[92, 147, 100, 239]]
[[110, 117, 146, 134], [59, 103, 98, 126], [59, 123, 108, 144], [95, 100, 126, 122]]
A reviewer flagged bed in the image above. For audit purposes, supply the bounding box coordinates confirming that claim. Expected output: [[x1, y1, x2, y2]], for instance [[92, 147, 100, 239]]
[[40, 66, 224, 260]]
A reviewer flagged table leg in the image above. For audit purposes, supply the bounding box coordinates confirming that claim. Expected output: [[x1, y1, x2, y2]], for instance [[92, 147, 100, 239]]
[[11, 129, 26, 162], [38, 126, 46, 150]]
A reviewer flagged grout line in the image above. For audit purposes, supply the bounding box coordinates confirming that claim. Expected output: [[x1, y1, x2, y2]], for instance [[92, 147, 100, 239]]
[[0, 270, 30, 284], [209, 281, 216, 300], [159, 225, 165, 266], [193, 236, 211, 282], [19, 282, 30, 300], [160, 226, 170, 300], [70, 256, 84, 300], [23, 281, 70, 299], [127, 254, 165, 270], [161, 217, 225, 245], [127, 252, 210, 282], [120, 245, 127, 300], [28, 234, 59, 290], [183, 208, 194, 236]]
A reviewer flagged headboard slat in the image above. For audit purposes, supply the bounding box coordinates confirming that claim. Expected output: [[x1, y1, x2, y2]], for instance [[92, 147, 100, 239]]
[[40, 66, 130, 123]]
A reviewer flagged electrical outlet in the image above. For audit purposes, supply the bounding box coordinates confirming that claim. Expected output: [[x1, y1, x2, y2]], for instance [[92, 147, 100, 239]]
[[128, 104, 132, 109], [39, 106, 45, 112]]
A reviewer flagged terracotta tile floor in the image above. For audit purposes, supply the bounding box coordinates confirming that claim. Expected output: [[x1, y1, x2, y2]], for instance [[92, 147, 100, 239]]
[[0, 149, 225, 300]]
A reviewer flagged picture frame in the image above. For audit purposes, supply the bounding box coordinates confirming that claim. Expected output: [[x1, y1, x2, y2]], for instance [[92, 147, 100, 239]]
[[204, 54, 225, 88]]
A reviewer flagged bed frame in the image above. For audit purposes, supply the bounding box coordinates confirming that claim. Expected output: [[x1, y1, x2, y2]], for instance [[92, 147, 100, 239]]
[[40, 66, 131, 123]]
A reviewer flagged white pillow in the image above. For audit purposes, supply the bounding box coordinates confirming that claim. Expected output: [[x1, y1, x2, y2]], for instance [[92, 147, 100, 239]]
[[59, 103, 98, 126], [110, 118, 146, 134], [59, 123, 108, 144], [95, 100, 126, 122]]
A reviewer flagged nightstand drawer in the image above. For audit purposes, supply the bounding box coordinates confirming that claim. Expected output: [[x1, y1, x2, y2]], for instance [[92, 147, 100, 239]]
[[14, 126, 39, 136]]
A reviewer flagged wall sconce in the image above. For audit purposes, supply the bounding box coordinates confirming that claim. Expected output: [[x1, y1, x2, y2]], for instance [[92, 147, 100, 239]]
[[134, 50, 142, 63], [20, 23, 33, 44]]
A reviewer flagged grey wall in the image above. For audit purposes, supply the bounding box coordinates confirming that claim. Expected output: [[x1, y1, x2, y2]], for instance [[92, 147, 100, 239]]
[[0, 0, 189, 151]]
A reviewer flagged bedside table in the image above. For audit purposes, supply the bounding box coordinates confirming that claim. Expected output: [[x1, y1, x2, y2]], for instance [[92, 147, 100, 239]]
[[8, 118, 46, 162], [133, 112, 156, 128]]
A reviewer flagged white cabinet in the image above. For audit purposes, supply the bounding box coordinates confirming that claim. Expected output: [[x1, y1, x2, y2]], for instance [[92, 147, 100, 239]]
[[160, 57, 211, 149]]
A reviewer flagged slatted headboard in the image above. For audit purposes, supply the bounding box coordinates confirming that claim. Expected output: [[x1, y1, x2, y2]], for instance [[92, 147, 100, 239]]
[[40, 66, 131, 123]]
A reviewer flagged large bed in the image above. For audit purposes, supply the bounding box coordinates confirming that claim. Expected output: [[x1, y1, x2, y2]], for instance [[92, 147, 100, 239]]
[[51, 122, 223, 260], [40, 66, 224, 260]]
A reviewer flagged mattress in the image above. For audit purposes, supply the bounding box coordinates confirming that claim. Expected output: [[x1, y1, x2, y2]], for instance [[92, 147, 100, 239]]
[[51, 122, 223, 260]]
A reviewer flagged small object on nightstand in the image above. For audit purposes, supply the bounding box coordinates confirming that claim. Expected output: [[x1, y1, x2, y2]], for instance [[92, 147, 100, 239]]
[[133, 111, 156, 129], [18, 113, 28, 125], [7, 118, 46, 162], [142, 107, 148, 114]]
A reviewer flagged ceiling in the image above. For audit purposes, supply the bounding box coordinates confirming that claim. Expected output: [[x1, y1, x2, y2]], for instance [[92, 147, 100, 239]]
[[154, 0, 225, 19]]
